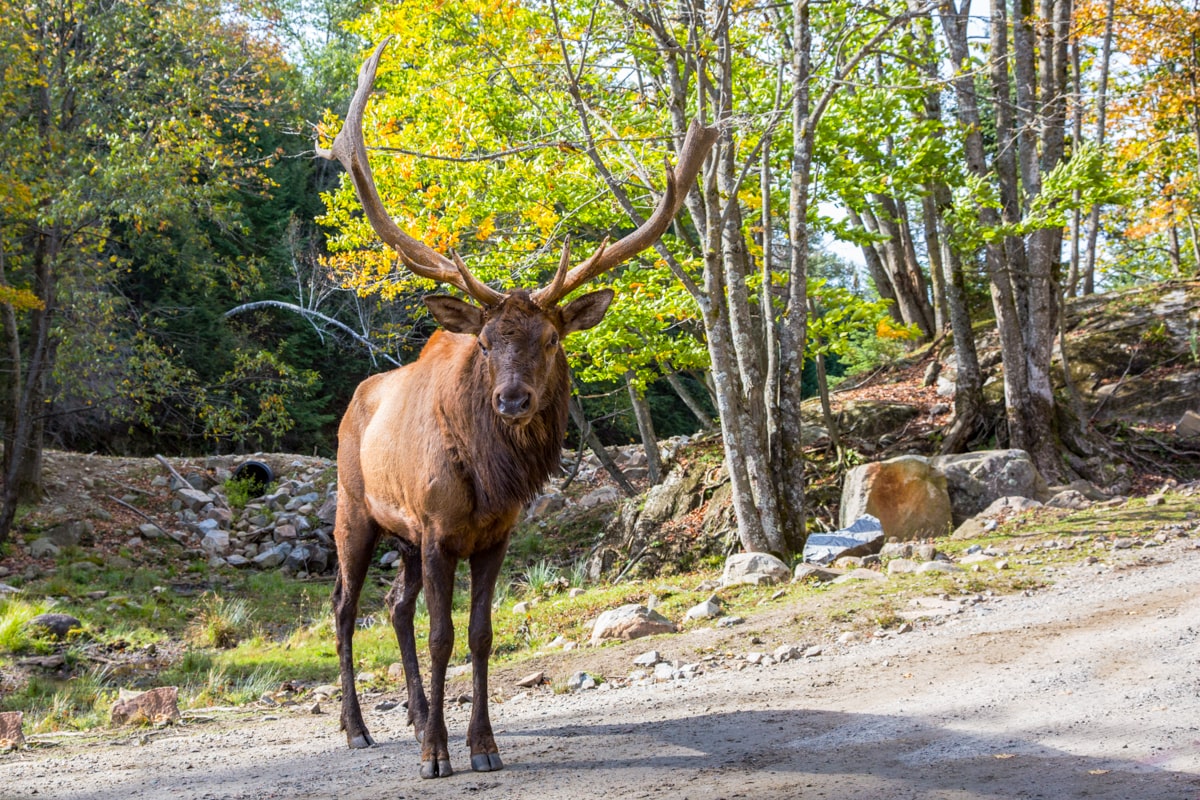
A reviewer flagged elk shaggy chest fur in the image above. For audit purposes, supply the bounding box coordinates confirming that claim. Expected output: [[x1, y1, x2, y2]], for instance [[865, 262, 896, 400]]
[[317, 37, 715, 781]]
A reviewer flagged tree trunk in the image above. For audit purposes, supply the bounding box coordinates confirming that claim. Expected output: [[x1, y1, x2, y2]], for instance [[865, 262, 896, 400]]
[[566, 396, 637, 497], [665, 372, 714, 429], [624, 372, 662, 485], [1082, 0, 1116, 295]]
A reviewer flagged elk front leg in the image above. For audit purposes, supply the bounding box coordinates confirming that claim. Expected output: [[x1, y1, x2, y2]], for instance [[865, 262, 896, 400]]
[[467, 539, 508, 772], [419, 543, 457, 779], [386, 540, 428, 738]]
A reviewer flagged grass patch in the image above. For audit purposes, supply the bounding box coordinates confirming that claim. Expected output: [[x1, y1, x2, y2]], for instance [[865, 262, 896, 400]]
[[0, 595, 57, 654]]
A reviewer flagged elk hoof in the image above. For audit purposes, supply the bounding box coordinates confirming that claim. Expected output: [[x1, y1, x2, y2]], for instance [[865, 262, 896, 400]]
[[471, 753, 503, 772], [420, 758, 453, 779], [347, 733, 375, 749]]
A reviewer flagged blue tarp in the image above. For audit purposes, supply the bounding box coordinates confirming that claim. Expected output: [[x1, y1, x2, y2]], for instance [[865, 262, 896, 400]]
[[802, 514, 884, 564]]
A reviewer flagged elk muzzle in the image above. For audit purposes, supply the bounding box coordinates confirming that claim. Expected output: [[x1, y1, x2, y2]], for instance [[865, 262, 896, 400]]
[[494, 383, 534, 423]]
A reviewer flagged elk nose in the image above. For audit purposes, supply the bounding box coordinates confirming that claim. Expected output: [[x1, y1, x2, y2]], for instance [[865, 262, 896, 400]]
[[495, 386, 532, 418]]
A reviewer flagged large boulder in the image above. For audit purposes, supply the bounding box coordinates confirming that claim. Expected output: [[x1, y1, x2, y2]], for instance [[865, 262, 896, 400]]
[[590, 604, 677, 645], [930, 449, 1049, 525], [840, 455, 953, 541], [111, 686, 181, 726], [0, 711, 24, 750]]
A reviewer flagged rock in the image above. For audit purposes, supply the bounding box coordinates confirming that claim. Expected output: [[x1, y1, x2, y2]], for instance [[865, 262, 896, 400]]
[[929, 450, 1049, 525], [577, 486, 620, 509], [566, 672, 596, 691], [176, 488, 214, 513], [515, 671, 545, 688], [980, 495, 1044, 516], [832, 568, 887, 584], [837, 400, 920, 438], [527, 493, 565, 519], [200, 530, 230, 555], [590, 604, 677, 645], [252, 544, 290, 569], [792, 564, 841, 583], [568, 587, 585, 598], [316, 496, 338, 525], [918, 561, 963, 574], [512, 601, 532, 615], [716, 616, 745, 627], [633, 650, 660, 667], [887, 558, 920, 575], [653, 662, 677, 681], [44, 519, 94, 548], [285, 544, 329, 573], [111, 686, 181, 726], [684, 599, 721, 621], [803, 645, 823, 658], [29, 538, 60, 559], [879, 542, 913, 559], [1046, 489, 1091, 510], [0, 711, 24, 750], [1178, 410, 1200, 438], [773, 644, 802, 662], [138, 522, 165, 539], [225, 554, 250, 568], [722, 552, 791, 586], [380, 551, 399, 567], [25, 613, 81, 640], [273, 523, 298, 542], [840, 455, 954, 540]]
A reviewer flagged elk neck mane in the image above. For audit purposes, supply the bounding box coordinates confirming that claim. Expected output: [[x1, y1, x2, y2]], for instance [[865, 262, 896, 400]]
[[437, 340, 568, 523]]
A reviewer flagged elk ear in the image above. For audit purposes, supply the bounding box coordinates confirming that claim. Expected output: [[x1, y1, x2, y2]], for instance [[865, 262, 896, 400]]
[[425, 295, 485, 334], [560, 289, 614, 334]]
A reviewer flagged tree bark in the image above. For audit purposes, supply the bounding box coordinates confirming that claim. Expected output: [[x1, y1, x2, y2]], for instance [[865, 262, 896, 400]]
[[624, 372, 662, 485]]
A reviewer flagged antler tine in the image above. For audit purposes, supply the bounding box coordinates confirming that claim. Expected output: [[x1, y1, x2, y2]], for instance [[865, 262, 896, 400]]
[[450, 250, 505, 306], [531, 120, 718, 307], [533, 237, 576, 310], [317, 38, 502, 307]]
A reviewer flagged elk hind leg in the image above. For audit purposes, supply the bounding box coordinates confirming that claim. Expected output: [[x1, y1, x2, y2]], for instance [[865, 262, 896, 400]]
[[386, 539, 428, 738], [333, 513, 379, 749]]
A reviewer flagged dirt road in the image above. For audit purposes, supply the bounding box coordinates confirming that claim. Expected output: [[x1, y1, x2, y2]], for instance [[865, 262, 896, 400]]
[[4, 539, 1200, 800]]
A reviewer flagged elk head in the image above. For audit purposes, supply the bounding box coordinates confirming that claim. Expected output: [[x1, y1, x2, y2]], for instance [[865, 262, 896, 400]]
[[316, 37, 717, 424]]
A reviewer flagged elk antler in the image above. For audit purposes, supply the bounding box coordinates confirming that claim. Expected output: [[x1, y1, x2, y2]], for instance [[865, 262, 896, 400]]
[[530, 119, 718, 308], [316, 38, 504, 307]]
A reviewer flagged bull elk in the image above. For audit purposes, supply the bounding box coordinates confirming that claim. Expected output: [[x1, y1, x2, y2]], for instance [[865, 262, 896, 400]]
[[316, 39, 716, 779]]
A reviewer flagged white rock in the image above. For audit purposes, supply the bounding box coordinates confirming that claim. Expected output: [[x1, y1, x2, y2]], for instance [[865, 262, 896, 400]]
[[722, 552, 791, 586]]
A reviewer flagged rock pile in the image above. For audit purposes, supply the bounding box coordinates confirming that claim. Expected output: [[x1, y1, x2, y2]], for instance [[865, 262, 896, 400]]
[[155, 456, 337, 577]]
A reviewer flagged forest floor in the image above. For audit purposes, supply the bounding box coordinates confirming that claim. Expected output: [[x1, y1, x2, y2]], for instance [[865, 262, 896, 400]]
[[3, 486, 1199, 799]]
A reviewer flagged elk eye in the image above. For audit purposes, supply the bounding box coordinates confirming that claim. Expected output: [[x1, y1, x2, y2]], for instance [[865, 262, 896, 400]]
[[478, 338, 490, 356], [547, 332, 559, 348]]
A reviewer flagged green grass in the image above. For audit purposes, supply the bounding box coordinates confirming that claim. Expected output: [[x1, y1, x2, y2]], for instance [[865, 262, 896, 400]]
[[0, 595, 57, 654]]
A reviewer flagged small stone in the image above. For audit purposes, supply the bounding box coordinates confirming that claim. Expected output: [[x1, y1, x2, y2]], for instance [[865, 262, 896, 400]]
[[684, 599, 721, 621], [773, 644, 801, 662], [568, 587, 585, 598], [793, 563, 841, 583], [887, 558, 920, 575], [633, 650, 660, 667], [0, 711, 25, 750], [716, 616, 745, 628], [566, 672, 596, 692], [803, 645, 823, 658], [515, 671, 546, 688], [26, 613, 81, 640], [513, 601, 532, 615], [380, 551, 399, 567], [374, 700, 399, 712], [590, 604, 676, 645], [917, 561, 963, 574], [837, 631, 860, 644], [653, 662, 677, 681], [832, 568, 887, 584], [28, 538, 60, 559], [745, 652, 765, 665]]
